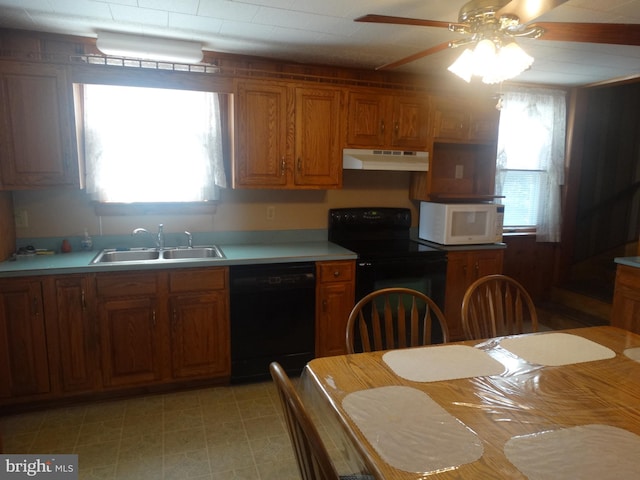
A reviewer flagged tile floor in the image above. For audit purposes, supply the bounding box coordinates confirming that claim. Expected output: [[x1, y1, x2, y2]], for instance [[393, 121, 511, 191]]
[[1, 381, 304, 480]]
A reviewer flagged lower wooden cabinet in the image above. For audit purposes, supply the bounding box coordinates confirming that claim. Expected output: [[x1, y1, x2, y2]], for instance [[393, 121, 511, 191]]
[[315, 260, 355, 357], [0, 278, 49, 399], [44, 274, 98, 394], [168, 268, 230, 379], [444, 249, 504, 340], [0, 267, 230, 408], [611, 263, 640, 334]]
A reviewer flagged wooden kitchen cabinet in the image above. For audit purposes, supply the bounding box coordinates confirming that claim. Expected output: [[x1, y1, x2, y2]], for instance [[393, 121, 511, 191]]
[[432, 96, 499, 142], [168, 268, 230, 379], [234, 80, 343, 189], [95, 272, 166, 389], [346, 90, 428, 149], [0, 278, 50, 399], [410, 96, 499, 201], [611, 264, 640, 334], [0, 62, 79, 189], [444, 249, 504, 340], [43, 274, 99, 394], [315, 260, 355, 357]]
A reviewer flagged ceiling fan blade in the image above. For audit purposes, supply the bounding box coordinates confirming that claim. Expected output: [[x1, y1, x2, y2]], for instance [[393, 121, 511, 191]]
[[355, 14, 459, 30], [376, 41, 451, 71], [534, 22, 640, 46], [497, 0, 568, 24]]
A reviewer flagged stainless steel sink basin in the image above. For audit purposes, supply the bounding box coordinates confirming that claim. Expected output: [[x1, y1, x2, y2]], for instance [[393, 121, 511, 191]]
[[162, 247, 224, 260], [91, 246, 225, 264], [92, 249, 160, 263]]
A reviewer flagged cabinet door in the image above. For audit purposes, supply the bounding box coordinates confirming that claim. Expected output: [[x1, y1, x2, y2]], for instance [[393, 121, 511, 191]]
[[468, 109, 499, 142], [0, 62, 78, 188], [50, 275, 98, 394], [0, 279, 49, 398], [433, 106, 468, 140], [98, 296, 163, 388], [294, 87, 342, 187], [611, 265, 640, 334], [169, 291, 230, 379], [316, 261, 355, 357], [473, 249, 504, 279], [234, 81, 288, 187], [346, 91, 388, 146], [391, 95, 428, 148], [443, 252, 470, 341]]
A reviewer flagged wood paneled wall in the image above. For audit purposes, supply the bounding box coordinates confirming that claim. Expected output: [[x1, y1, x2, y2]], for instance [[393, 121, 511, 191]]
[[0, 192, 15, 260]]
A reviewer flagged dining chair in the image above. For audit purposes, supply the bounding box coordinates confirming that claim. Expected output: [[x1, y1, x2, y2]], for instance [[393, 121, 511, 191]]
[[269, 362, 375, 480], [345, 287, 449, 354], [461, 274, 539, 340]]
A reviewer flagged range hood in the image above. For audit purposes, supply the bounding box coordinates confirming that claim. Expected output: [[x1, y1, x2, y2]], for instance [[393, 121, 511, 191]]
[[343, 148, 428, 171]]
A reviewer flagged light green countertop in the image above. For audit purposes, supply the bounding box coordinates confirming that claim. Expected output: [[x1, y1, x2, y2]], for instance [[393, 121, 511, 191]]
[[614, 256, 640, 268], [0, 242, 357, 278]]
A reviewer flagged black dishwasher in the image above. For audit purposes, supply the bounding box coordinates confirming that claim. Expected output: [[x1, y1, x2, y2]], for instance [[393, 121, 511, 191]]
[[230, 262, 316, 382]]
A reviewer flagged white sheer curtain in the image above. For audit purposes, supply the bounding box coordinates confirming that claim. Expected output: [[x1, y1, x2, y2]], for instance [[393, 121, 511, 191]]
[[83, 84, 226, 203], [496, 87, 566, 242]]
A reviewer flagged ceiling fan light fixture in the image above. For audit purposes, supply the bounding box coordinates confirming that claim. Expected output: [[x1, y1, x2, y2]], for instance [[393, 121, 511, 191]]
[[447, 37, 534, 84], [96, 31, 203, 63]]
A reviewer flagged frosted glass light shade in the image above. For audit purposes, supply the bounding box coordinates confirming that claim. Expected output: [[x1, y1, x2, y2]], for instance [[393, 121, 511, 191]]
[[96, 31, 203, 63], [448, 39, 534, 84]]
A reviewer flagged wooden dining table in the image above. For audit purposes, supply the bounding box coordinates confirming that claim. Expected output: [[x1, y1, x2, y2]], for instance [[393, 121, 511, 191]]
[[300, 326, 640, 479]]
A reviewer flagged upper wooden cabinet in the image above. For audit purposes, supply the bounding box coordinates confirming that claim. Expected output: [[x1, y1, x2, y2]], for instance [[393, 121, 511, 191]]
[[234, 80, 343, 189], [0, 62, 79, 189], [411, 95, 500, 201], [346, 91, 428, 149], [432, 97, 499, 143]]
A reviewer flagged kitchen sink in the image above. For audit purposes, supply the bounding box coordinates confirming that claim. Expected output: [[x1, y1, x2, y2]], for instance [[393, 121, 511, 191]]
[[91, 246, 225, 264], [162, 247, 223, 260], [91, 249, 160, 263]]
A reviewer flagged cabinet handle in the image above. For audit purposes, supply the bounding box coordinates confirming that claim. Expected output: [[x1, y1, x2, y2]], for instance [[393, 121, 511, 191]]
[[32, 297, 40, 316], [152, 310, 156, 327], [322, 299, 328, 313], [394, 121, 399, 134], [380, 120, 385, 134], [297, 158, 302, 172], [280, 157, 286, 176], [462, 264, 467, 275], [333, 270, 340, 278], [81, 289, 86, 309], [474, 262, 479, 274]]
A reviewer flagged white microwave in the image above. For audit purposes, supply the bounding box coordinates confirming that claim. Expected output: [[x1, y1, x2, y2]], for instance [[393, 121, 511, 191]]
[[418, 202, 504, 245]]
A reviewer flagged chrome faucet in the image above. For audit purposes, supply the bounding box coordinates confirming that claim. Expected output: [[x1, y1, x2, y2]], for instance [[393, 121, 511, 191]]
[[184, 231, 193, 249], [132, 224, 165, 250]]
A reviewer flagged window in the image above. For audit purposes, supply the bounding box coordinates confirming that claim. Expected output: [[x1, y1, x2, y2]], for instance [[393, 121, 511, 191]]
[[81, 84, 227, 204], [496, 87, 566, 241]]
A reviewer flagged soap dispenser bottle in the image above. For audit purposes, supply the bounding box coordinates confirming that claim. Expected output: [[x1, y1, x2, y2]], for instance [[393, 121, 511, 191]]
[[81, 228, 93, 251]]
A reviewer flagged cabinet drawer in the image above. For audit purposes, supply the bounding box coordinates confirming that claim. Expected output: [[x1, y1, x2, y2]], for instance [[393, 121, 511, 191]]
[[96, 273, 158, 297], [169, 268, 227, 293], [317, 261, 354, 283]]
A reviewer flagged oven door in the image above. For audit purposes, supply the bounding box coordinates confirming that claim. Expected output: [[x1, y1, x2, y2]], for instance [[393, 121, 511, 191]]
[[355, 255, 447, 345], [355, 255, 447, 311]]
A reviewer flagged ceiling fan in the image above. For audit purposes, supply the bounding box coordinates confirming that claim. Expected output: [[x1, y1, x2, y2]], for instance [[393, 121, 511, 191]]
[[356, 0, 640, 75]]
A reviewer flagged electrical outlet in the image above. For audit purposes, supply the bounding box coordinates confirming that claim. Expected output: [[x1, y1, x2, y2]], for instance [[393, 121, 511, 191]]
[[266, 206, 275, 220], [455, 165, 464, 179], [14, 209, 28, 228]]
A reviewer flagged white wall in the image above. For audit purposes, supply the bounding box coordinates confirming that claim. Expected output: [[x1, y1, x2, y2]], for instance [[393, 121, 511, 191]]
[[12, 170, 420, 239]]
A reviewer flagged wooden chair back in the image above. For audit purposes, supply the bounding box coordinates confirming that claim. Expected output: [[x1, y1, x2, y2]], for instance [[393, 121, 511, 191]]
[[346, 287, 449, 354], [461, 274, 538, 340], [269, 362, 340, 480]]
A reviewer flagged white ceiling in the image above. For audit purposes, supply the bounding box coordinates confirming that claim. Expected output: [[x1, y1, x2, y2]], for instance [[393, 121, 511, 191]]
[[0, 0, 639, 87]]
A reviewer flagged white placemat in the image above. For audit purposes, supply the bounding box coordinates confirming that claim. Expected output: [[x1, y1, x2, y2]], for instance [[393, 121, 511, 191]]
[[505, 424, 640, 480], [624, 347, 640, 362], [342, 386, 483, 474], [382, 345, 505, 382], [499, 332, 615, 366]]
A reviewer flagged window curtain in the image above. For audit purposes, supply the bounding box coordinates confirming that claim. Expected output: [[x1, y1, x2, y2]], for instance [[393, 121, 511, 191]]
[[496, 87, 566, 242], [83, 84, 226, 203]]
